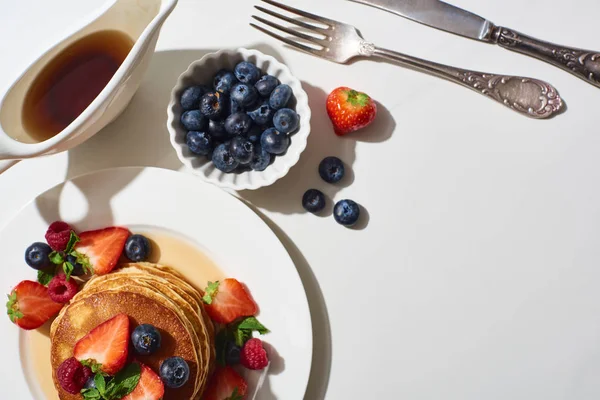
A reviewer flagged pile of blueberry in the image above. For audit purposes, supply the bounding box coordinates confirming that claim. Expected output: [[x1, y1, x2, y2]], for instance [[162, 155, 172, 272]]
[[179, 61, 300, 173], [303, 156, 361, 227]]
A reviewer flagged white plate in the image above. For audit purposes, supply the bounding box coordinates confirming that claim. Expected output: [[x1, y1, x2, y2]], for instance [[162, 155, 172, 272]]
[[0, 167, 312, 399]]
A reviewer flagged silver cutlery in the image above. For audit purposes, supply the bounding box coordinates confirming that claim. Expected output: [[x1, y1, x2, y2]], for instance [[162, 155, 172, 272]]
[[251, 0, 563, 119], [350, 0, 600, 88]]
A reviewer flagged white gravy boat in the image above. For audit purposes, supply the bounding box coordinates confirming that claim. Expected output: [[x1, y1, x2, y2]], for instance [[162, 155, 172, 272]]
[[0, 0, 178, 163]]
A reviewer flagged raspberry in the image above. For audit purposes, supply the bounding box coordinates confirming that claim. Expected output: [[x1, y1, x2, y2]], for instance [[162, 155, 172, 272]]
[[240, 338, 269, 370], [45, 221, 72, 251], [48, 274, 78, 303], [57, 357, 92, 394]]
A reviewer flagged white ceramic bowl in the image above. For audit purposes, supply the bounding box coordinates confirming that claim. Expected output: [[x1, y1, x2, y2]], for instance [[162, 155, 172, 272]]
[[167, 48, 311, 191]]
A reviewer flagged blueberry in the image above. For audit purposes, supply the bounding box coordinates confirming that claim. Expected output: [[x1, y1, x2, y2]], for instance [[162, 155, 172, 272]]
[[213, 70, 237, 94], [224, 113, 252, 136], [225, 341, 241, 365], [302, 189, 326, 213], [66, 254, 85, 276], [208, 119, 229, 141], [250, 145, 271, 171], [255, 75, 279, 97], [160, 356, 190, 389], [131, 324, 161, 355], [24, 242, 52, 270], [333, 199, 360, 226], [83, 376, 96, 390], [230, 83, 258, 107], [200, 92, 227, 120], [186, 131, 213, 156], [230, 136, 255, 164], [261, 127, 289, 155], [247, 102, 274, 126], [318, 156, 345, 183], [234, 61, 261, 84], [230, 97, 243, 114], [124, 234, 151, 262], [246, 125, 263, 144], [180, 110, 207, 131], [273, 108, 299, 134], [269, 84, 293, 110], [179, 85, 209, 110], [212, 142, 239, 173]]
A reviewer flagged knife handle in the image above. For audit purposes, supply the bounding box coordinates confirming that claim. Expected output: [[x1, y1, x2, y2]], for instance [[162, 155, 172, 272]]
[[492, 26, 600, 88]]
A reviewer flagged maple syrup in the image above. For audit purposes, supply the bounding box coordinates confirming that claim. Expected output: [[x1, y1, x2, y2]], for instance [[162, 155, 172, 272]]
[[21, 30, 133, 142]]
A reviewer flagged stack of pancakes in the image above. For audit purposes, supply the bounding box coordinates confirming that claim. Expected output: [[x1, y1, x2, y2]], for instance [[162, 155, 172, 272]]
[[50, 262, 215, 400]]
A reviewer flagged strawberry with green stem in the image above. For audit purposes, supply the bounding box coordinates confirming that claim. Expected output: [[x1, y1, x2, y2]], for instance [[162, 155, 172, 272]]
[[326, 86, 377, 136]]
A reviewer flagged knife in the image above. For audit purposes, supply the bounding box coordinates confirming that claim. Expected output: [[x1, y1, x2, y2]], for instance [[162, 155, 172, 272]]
[[349, 0, 600, 88]]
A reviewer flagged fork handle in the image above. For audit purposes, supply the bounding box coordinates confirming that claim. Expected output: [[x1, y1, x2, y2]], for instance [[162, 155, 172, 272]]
[[491, 26, 600, 88], [369, 45, 563, 119]]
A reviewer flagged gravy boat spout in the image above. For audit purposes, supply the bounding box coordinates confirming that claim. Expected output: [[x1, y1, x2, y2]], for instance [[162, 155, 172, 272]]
[[0, 0, 178, 160]]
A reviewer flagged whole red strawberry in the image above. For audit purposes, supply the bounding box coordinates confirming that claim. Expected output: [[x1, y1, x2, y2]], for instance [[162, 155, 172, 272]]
[[326, 87, 377, 136]]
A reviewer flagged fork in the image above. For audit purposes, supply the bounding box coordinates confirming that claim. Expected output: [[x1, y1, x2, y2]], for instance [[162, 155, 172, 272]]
[[251, 0, 564, 119]]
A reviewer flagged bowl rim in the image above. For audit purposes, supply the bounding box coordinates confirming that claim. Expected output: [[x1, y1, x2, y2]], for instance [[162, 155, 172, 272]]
[[166, 47, 311, 191]]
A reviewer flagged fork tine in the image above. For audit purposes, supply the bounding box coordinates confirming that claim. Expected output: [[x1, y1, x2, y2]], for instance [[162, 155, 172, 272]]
[[252, 15, 325, 47], [261, 0, 337, 27], [250, 23, 325, 57], [254, 5, 328, 34]]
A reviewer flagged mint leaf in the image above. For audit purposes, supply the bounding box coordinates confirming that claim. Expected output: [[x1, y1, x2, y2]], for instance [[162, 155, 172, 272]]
[[49, 251, 64, 265], [80, 388, 101, 400], [233, 328, 253, 348], [202, 281, 220, 305], [63, 261, 74, 281], [80, 359, 103, 375], [37, 269, 56, 286], [94, 373, 106, 396], [65, 231, 80, 253], [232, 317, 269, 347], [226, 387, 244, 400], [104, 363, 141, 399]]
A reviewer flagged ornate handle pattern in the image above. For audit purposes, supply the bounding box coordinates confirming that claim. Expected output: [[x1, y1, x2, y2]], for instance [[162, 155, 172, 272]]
[[371, 46, 564, 119], [492, 26, 600, 88]]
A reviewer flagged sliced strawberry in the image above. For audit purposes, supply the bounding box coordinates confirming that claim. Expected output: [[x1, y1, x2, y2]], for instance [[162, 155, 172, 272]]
[[6, 280, 63, 330], [203, 279, 258, 324], [203, 366, 248, 400], [74, 313, 129, 375], [75, 227, 129, 275], [122, 363, 164, 400]]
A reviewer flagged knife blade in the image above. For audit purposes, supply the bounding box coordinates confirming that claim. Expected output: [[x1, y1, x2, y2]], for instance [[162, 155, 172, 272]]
[[349, 0, 494, 41], [349, 0, 600, 88]]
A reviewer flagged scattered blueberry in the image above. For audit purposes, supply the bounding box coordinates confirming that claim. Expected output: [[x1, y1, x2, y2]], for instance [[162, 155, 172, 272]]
[[302, 189, 326, 213], [66, 254, 85, 276], [230, 97, 243, 114], [186, 131, 213, 156], [250, 145, 271, 171], [212, 142, 239, 172], [261, 127, 289, 155], [273, 108, 299, 134], [269, 84, 292, 110], [180, 110, 207, 131], [230, 136, 255, 164], [230, 83, 258, 107], [160, 356, 190, 389], [200, 92, 227, 120], [124, 234, 151, 262], [208, 119, 229, 141], [255, 75, 279, 97], [333, 199, 360, 226], [213, 70, 237, 94], [225, 341, 241, 365], [224, 113, 252, 136], [247, 102, 274, 126], [131, 324, 161, 355], [319, 156, 345, 183], [180, 85, 209, 110], [25, 242, 53, 271], [234, 61, 261, 84]]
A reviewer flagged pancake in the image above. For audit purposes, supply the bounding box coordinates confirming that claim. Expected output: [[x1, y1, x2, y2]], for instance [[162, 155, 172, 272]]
[[50, 262, 215, 400]]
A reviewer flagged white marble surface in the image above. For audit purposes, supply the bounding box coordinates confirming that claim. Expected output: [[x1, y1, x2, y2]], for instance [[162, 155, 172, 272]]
[[1, 0, 600, 398]]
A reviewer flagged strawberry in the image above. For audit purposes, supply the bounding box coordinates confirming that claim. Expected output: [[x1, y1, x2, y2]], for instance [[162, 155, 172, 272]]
[[203, 366, 248, 400], [326, 86, 377, 136], [203, 279, 258, 324], [74, 227, 129, 275], [122, 363, 164, 400], [6, 280, 63, 330], [74, 313, 130, 375]]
